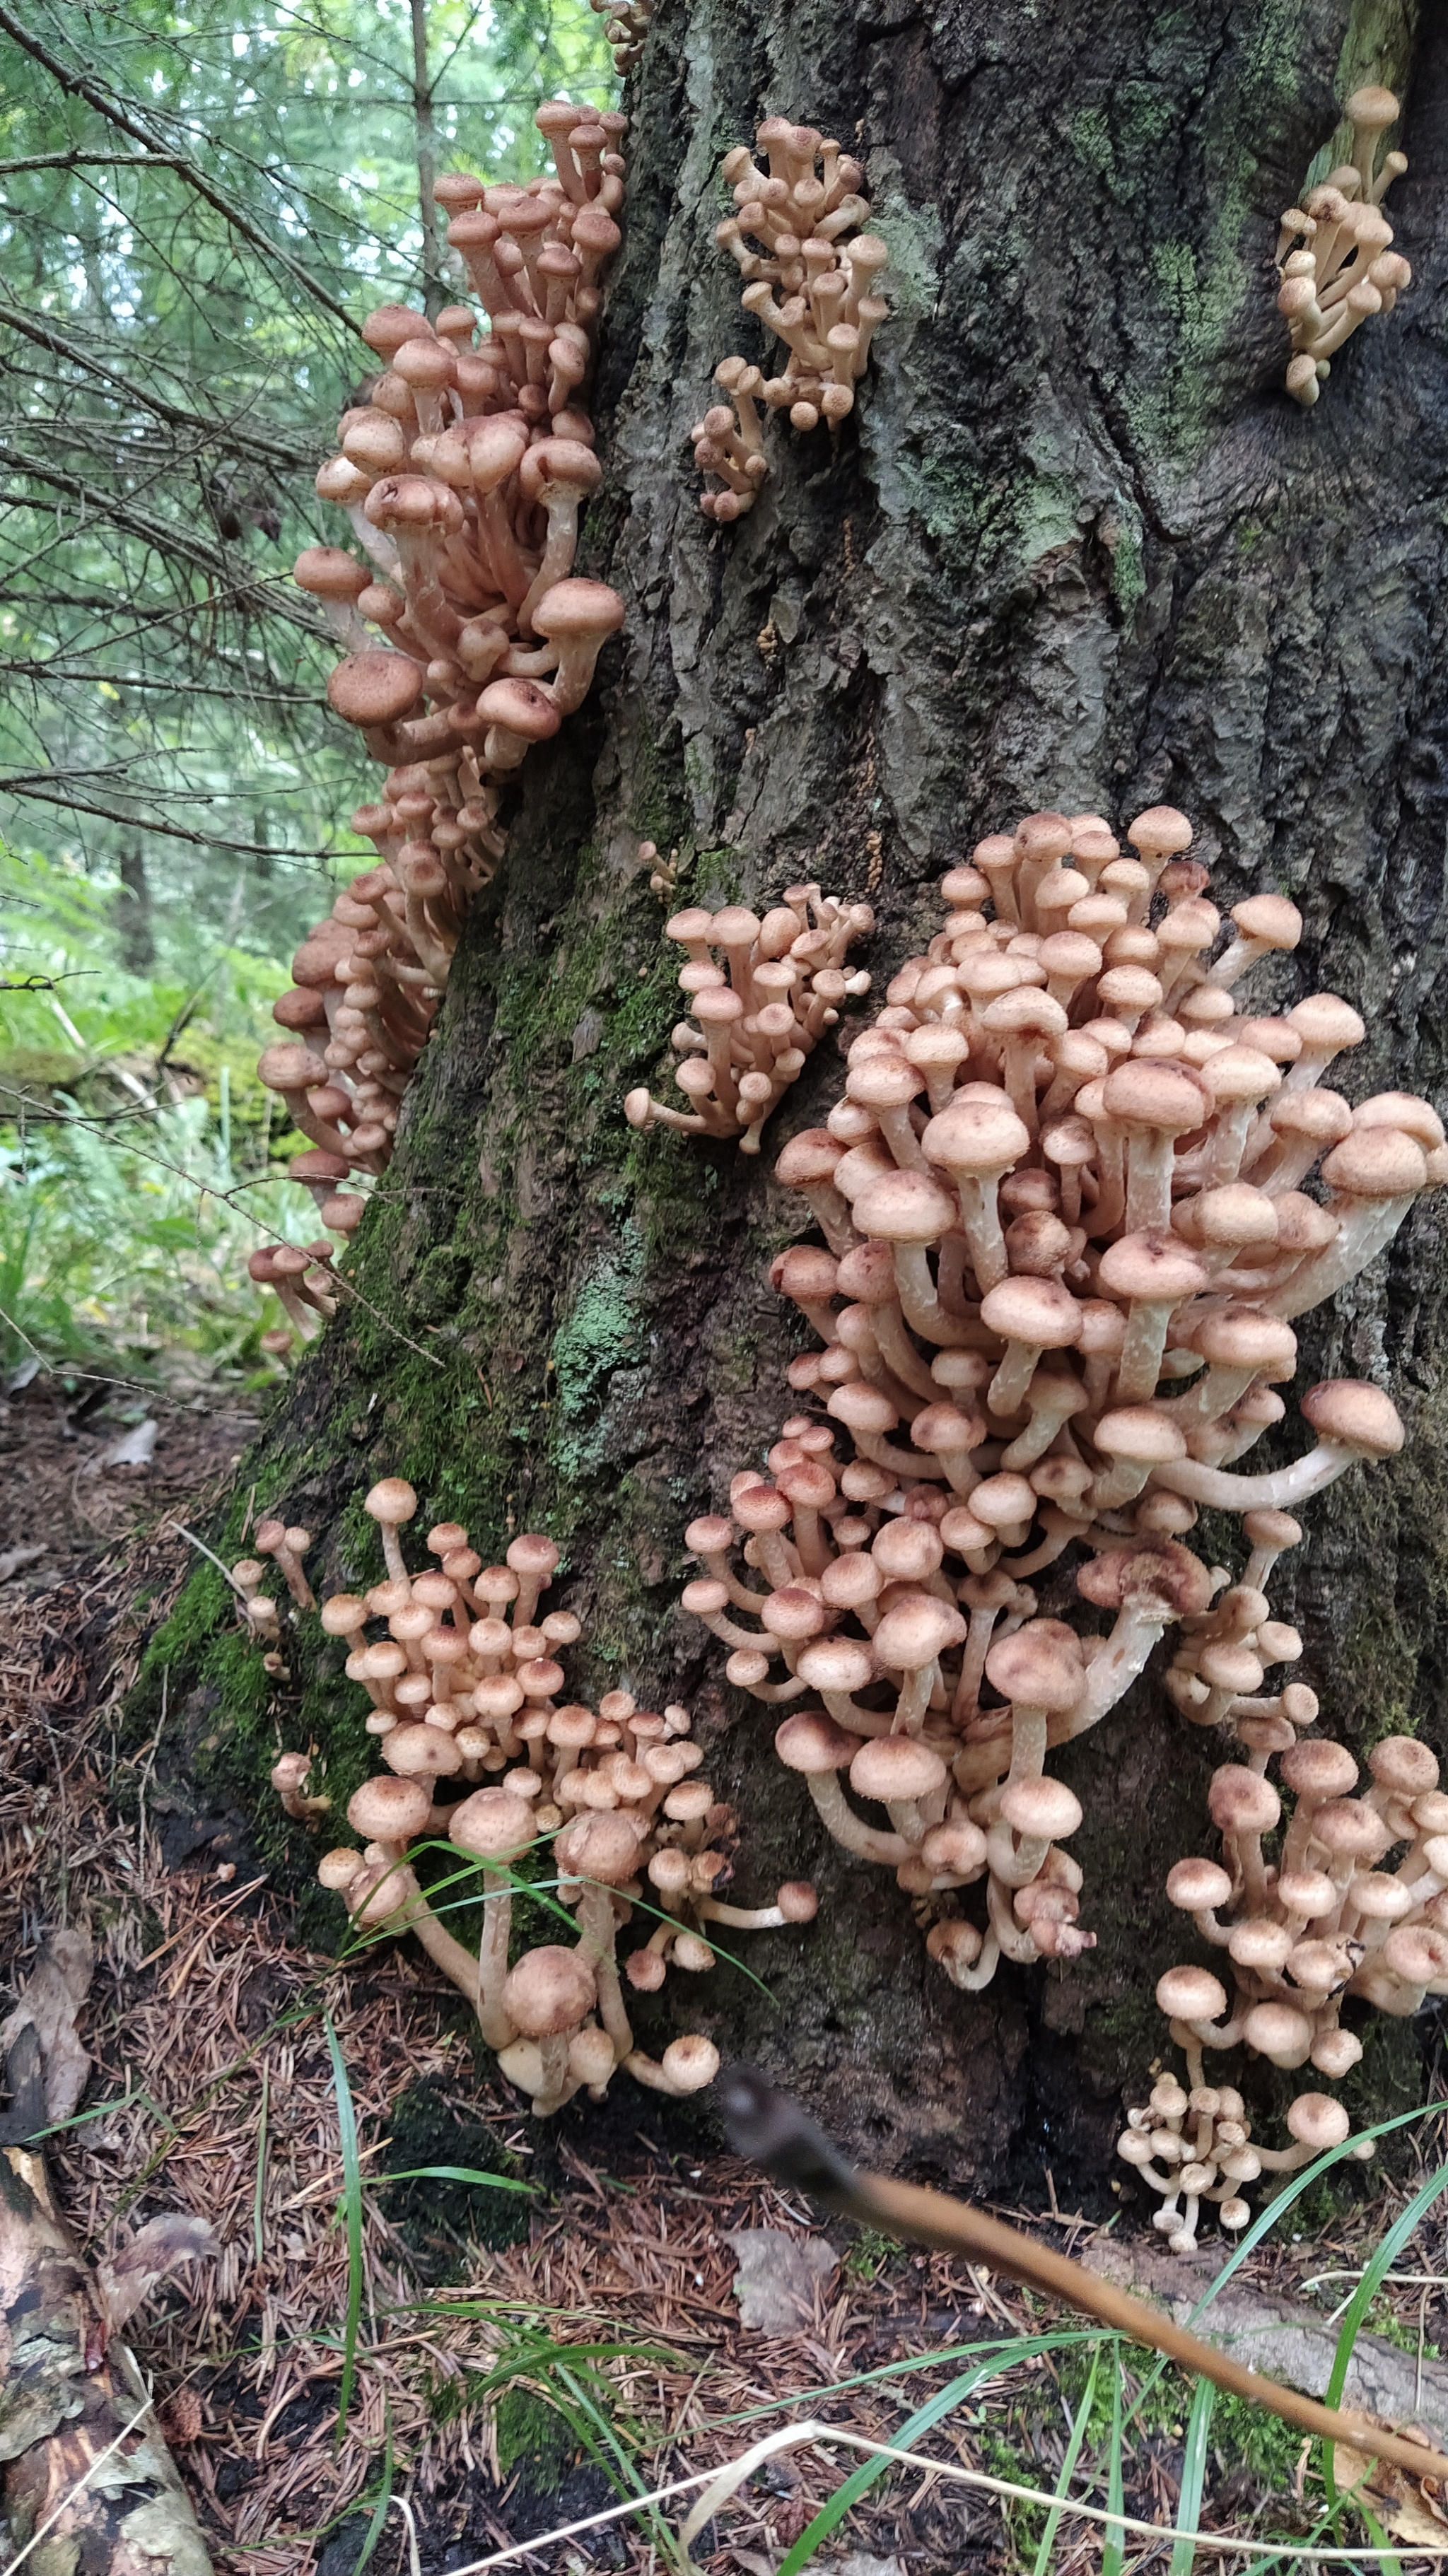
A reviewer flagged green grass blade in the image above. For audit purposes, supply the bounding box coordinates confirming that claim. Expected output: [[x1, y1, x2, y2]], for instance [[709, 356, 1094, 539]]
[[1169, 2373, 1216, 2575], [1326, 2152, 1448, 2409], [1029, 2341, 1102, 2576], [1102, 2344, 1126, 2576], [776, 2344, 1051, 2576], [382, 2164, 534, 2193], [348, 2405, 395, 2572], [322, 2010, 365, 2447]]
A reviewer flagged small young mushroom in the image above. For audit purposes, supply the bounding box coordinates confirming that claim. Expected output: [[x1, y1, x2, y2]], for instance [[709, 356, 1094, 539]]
[[498, 1945, 598, 2114]]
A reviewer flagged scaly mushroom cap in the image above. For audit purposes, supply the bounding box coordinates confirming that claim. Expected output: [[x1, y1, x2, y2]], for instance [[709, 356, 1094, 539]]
[[1286, 2093, 1353, 2150], [921, 1818, 988, 1871], [295, 546, 370, 602], [775, 1128, 844, 1187], [1191, 1308, 1297, 1370], [366, 1477, 419, 1528], [853, 1169, 957, 1241], [922, 1094, 1031, 1173], [1102, 1058, 1209, 1132], [362, 303, 431, 356], [984, 1620, 1085, 1713], [848, 1736, 947, 1803], [1299, 1379, 1405, 1456], [872, 1594, 967, 1669], [1312, 1800, 1393, 1866], [774, 1711, 857, 1773], [1320, 1128, 1428, 1198], [1097, 1231, 1210, 1305], [1075, 1542, 1213, 1616], [1165, 1857, 1234, 1912], [501, 1944, 597, 2037], [1368, 1736, 1440, 1796], [327, 651, 425, 730], [1126, 806, 1193, 858], [347, 1776, 432, 1842], [348, 1858, 422, 1928], [998, 1776, 1083, 1842], [1242, 2001, 1314, 2062], [555, 1811, 643, 1883], [660, 2035, 720, 2092], [1156, 1965, 1227, 2022], [795, 1638, 877, 1693], [776, 1246, 841, 1302], [382, 1723, 463, 1780], [479, 677, 564, 742], [979, 1275, 1082, 1349], [761, 1584, 829, 1643], [449, 1788, 537, 1861], [1279, 1740, 1359, 1802], [1352, 1091, 1445, 1150], [1207, 1766, 1280, 1835], [1384, 1924, 1448, 1985], [508, 1532, 561, 1582]]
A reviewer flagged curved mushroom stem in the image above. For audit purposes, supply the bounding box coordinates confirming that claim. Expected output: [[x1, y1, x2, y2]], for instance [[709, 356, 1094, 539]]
[[573, 1881, 635, 2059], [805, 1772, 911, 1863], [478, 1864, 518, 2049]]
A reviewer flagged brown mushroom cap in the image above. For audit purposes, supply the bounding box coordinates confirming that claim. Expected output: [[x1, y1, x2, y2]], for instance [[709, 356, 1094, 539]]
[[922, 1095, 1031, 1173], [479, 677, 564, 742], [1320, 1128, 1429, 1198], [1092, 1405, 1189, 1465], [530, 577, 626, 640], [327, 651, 425, 729], [1075, 1542, 1213, 1615], [985, 1620, 1085, 1712], [1280, 1741, 1359, 1802], [795, 1638, 877, 1694], [1231, 893, 1303, 949], [1311, 1799, 1392, 1865], [383, 1723, 463, 1780], [872, 1594, 968, 1670], [1242, 2001, 1314, 2061], [1207, 1765, 1281, 1835], [1156, 1965, 1227, 2022], [998, 1776, 1082, 1842], [774, 1128, 844, 1187], [449, 1788, 537, 1861], [1299, 1379, 1405, 1456], [1367, 1736, 1440, 1796], [979, 1275, 1082, 1349], [555, 1812, 643, 1883], [1097, 1230, 1210, 1305], [853, 1170, 957, 1242], [1165, 1857, 1234, 1911], [1351, 1091, 1445, 1150], [1102, 1058, 1209, 1131], [347, 1776, 432, 1841], [774, 1711, 857, 1773], [849, 1736, 948, 1803], [501, 1944, 597, 2037], [367, 1477, 419, 1527]]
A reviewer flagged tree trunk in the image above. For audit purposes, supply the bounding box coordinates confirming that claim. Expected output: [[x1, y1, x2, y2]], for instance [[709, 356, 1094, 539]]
[[185, 0, 1448, 2193]]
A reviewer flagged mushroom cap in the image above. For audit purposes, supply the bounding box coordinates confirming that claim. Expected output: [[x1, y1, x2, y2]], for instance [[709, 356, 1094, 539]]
[[1352, 1091, 1445, 1151], [920, 1818, 988, 1872], [346, 1776, 432, 1842], [774, 1128, 844, 1187], [555, 1811, 643, 1883], [348, 1858, 422, 1928], [1232, 893, 1303, 949], [979, 1275, 1081, 1350], [1092, 1404, 1189, 1465], [1165, 1856, 1234, 1911], [327, 650, 426, 730], [479, 677, 564, 742], [1243, 1507, 1303, 1551], [1198, 1046, 1282, 1107], [1345, 83, 1400, 127], [1242, 2001, 1314, 2063], [366, 1476, 419, 1527], [1287, 2092, 1353, 2150], [848, 1736, 948, 1803], [1102, 1058, 1209, 1132], [872, 1518, 945, 1581], [1280, 1740, 1359, 1802], [985, 1620, 1085, 1713], [1126, 806, 1193, 858], [1191, 1306, 1297, 1370], [1311, 1798, 1393, 1864], [382, 1723, 464, 1780], [1286, 993, 1366, 1053], [1097, 1230, 1210, 1305], [853, 1170, 957, 1243], [1384, 1924, 1448, 1986], [519, 436, 605, 502], [1207, 1765, 1280, 1835], [295, 545, 370, 601], [1268, 1087, 1353, 1146], [1368, 1735, 1440, 1796], [1075, 1542, 1213, 1615], [776, 1245, 841, 1302], [1320, 1126, 1429, 1198], [774, 1710, 857, 1773], [796, 1637, 877, 1693], [1300, 1378, 1405, 1456], [530, 577, 626, 640], [998, 1776, 1082, 1842], [1156, 1965, 1227, 2022], [501, 1944, 597, 2037], [872, 1593, 967, 1669], [760, 1584, 829, 1644], [922, 1094, 1031, 1174], [660, 2035, 720, 2092], [847, 1054, 927, 1111], [449, 1787, 536, 1861]]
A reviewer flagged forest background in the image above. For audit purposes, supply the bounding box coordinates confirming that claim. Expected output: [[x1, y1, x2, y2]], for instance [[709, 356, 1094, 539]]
[[0, 0, 614, 1397]]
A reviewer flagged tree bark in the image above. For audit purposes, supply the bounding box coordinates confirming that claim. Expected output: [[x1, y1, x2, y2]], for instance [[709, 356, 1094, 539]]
[[197, 0, 1448, 2191]]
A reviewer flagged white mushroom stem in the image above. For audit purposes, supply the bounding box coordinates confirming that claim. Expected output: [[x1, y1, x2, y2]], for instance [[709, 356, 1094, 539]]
[[1266, 1196, 1420, 1318], [1150, 1442, 1370, 1511], [478, 1867, 518, 2049], [1065, 1609, 1172, 1729], [573, 1881, 635, 2057], [805, 1771, 911, 1863]]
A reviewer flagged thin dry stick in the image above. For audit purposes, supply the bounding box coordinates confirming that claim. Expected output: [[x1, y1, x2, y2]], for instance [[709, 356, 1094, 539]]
[[720, 2068, 1448, 2487]]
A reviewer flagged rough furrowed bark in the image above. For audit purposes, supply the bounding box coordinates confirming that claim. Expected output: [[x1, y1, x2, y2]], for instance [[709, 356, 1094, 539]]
[[144, 0, 1448, 2191]]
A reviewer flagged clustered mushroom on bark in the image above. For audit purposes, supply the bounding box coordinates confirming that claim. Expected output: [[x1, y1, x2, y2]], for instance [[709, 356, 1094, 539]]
[[624, 883, 874, 1149], [1118, 2073, 1372, 2256], [255, 100, 629, 1337], [272, 1477, 813, 2116], [588, 0, 653, 74], [1277, 86, 1410, 406], [692, 119, 891, 522], [230, 1518, 317, 1676], [677, 804, 1444, 2198]]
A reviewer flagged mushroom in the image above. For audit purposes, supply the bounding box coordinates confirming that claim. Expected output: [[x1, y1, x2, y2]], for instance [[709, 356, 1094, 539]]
[[449, 1787, 538, 2049], [555, 1810, 643, 2062], [271, 1752, 330, 1822], [498, 1945, 597, 2114], [1150, 1378, 1404, 1511]]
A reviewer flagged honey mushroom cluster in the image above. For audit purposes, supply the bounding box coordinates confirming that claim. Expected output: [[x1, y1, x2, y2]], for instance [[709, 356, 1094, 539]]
[[1117, 2074, 1370, 2256], [624, 884, 875, 1150], [256, 100, 630, 1333], [272, 1477, 814, 2117], [588, 0, 653, 74], [1124, 1731, 1448, 2247], [692, 119, 890, 522], [228, 1516, 318, 1679], [677, 803, 1444, 2006], [1277, 86, 1411, 406]]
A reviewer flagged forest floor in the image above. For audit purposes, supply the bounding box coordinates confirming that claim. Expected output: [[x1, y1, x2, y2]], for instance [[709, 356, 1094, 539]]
[[3, 1380, 1447, 2576]]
